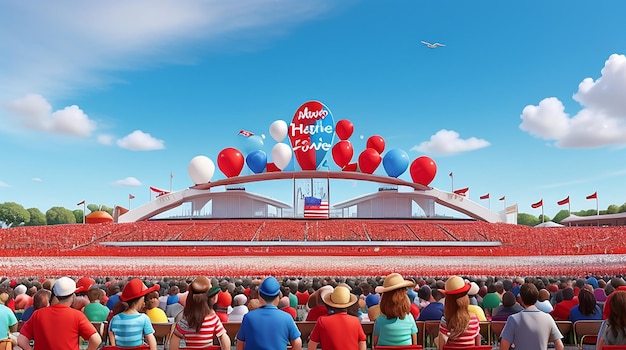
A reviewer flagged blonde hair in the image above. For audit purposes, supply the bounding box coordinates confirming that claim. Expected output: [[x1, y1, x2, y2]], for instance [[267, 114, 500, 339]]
[[0, 292, 8, 304]]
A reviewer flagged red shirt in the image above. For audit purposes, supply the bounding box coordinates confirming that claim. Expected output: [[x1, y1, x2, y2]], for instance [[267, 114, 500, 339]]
[[310, 312, 366, 350], [295, 291, 310, 306], [550, 299, 578, 320], [410, 303, 420, 320], [280, 306, 297, 320], [603, 286, 626, 319], [20, 304, 97, 350], [305, 305, 328, 321]]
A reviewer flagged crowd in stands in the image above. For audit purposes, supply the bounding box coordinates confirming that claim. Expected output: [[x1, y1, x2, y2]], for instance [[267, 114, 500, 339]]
[[3, 220, 626, 259], [3, 273, 626, 349]]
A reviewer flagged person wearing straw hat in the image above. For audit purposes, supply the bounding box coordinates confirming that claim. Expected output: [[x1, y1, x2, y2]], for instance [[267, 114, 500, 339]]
[[372, 273, 418, 347], [307, 285, 366, 350], [236, 276, 302, 350], [170, 276, 230, 350], [17, 277, 102, 350], [436, 276, 481, 350], [108, 278, 160, 349]]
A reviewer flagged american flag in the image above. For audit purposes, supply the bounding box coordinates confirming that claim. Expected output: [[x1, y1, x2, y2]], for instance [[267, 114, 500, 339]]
[[304, 196, 329, 219]]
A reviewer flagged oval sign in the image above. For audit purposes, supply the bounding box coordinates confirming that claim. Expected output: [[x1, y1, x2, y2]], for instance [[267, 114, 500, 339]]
[[288, 101, 335, 170]]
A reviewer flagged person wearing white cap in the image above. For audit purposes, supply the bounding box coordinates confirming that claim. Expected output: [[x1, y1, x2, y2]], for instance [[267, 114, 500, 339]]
[[17, 277, 102, 350]]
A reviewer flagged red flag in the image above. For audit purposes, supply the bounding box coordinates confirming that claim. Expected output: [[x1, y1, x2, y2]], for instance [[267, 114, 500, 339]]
[[557, 196, 569, 206], [449, 172, 453, 177], [586, 192, 597, 200], [129, 194, 135, 200], [453, 187, 469, 196], [238, 129, 254, 137], [499, 196, 505, 201], [480, 193, 490, 200], [77, 200, 85, 206], [150, 186, 170, 196], [531, 199, 543, 209]]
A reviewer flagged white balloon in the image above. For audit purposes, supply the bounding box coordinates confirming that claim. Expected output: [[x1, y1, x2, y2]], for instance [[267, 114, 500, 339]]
[[271, 143, 292, 170], [269, 120, 288, 142], [188, 155, 215, 184]]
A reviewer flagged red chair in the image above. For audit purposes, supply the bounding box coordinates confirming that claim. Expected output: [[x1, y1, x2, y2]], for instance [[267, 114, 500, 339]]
[[603, 346, 626, 349], [442, 346, 493, 350], [101, 346, 150, 350], [374, 346, 423, 350]]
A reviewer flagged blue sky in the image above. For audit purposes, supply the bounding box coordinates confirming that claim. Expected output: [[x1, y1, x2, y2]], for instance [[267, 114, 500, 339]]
[[1, 1, 626, 219]]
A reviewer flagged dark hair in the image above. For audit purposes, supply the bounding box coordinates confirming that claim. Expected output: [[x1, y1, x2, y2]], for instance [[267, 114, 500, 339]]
[[183, 291, 211, 332], [520, 283, 538, 306], [577, 289, 597, 316], [33, 289, 52, 310], [609, 291, 626, 339]]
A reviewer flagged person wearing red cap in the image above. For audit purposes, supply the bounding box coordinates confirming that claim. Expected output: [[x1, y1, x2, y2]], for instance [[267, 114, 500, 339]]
[[108, 278, 159, 350], [170, 276, 230, 350], [436, 276, 480, 349], [17, 277, 102, 350]]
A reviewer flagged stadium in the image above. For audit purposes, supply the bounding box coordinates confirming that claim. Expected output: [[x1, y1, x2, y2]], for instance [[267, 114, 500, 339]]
[[1, 101, 625, 279]]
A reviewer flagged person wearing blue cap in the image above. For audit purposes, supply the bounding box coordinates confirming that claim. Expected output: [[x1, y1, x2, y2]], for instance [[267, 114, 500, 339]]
[[236, 276, 302, 350]]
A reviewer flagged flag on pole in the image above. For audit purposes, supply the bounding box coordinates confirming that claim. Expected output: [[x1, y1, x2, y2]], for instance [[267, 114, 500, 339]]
[[499, 196, 505, 201], [531, 199, 543, 209], [480, 193, 490, 200], [586, 192, 597, 200], [170, 172, 174, 179], [238, 129, 254, 137], [304, 196, 329, 218], [557, 196, 570, 206], [453, 187, 469, 196], [129, 194, 135, 200], [449, 172, 453, 177], [77, 200, 85, 206]]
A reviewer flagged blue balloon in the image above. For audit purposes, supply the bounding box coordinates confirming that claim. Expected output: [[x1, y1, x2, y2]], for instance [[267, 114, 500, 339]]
[[240, 135, 264, 155], [382, 148, 409, 178], [246, 150, 267, 174]]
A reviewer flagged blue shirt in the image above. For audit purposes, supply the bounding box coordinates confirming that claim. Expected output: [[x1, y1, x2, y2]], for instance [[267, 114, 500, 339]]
[[106, 294, 120, 310], [237, 305, 301, 350], [0, 305, 18, 340], [109, 313, 154, 347], [417, 302, 444, 321], [373, 314, 418, 346], [569, 305, 602, 323]]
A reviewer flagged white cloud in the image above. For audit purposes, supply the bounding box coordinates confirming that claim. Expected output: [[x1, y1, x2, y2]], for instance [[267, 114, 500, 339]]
[[32, 178, 42, 182], [116, 130, 165, 151], [113, 177, 142, 187], [520, 54, 626, 148], [97, 134, 115, 145], [5, 94, 96, 137], [0, 1, 334, 101], [411, 129, 490, 155], [0, 181, 9, 187]]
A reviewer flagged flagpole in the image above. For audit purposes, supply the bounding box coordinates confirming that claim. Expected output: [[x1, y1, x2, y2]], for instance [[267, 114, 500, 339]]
[[129, 196, 132, 210], [541, 204, 545, 223], [488, 197, 491, 210], [450, 172, 454, 192], [169, 172, 174, 193], [83, 202, 86, 224], [596, 194, 599, 226]]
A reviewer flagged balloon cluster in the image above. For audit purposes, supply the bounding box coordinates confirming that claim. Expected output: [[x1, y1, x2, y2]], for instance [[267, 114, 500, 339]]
[[331, 119, 437, 185], [188, 117, 438, 187]]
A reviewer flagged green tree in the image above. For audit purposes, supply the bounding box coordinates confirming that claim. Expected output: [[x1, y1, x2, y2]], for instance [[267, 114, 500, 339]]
[[101, 205, 113, 215], [607, 204, 620, 214], [25, 208, 47, 226], [553, 210, 570, 223], [620, 203, 626, 213], [517, 213, 540, 227], [538, 214, 551, 223], [87, 204, 99, 213], [46, 206, 77, 225], [0, 202, 30, 227], [73, 209, 84, 224]]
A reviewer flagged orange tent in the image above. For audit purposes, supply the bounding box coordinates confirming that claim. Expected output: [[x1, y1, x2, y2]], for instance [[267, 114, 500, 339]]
[[85, 211, 114, 224]]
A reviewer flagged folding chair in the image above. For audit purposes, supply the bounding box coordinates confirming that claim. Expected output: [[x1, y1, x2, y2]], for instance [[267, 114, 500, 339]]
[[423, 320, 441, 348], [296, 321, 317, 344], [573, 320, 603, 349], [415, 321, 426, 346], [490, 320, 507, 346], [220, 322, 242, 346], [151, 322, 175, 348], [555, 320, 573, 345]]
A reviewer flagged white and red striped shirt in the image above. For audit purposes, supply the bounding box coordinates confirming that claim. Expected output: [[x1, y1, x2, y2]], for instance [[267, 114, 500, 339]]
[[176, 312, 226, 348], [439, 315, 480, 346]]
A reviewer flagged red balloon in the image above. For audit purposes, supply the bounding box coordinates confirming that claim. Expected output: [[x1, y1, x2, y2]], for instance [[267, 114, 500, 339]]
[[410, 156, 437, 186], [343, 162, 358, 172], [358, 148, 382, 174], [366, 135, 385, 154], [266, 162, 281, 172], [217, 148, 244, 178], [335, 119, 354, 140], [332, 140, 353, 169]]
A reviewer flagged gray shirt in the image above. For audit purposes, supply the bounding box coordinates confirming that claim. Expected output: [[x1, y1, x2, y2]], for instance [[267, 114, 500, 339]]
[[500, 306, 563, 350]]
